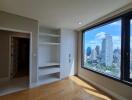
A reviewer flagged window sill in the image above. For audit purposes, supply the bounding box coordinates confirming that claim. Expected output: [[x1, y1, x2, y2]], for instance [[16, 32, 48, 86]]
[[81, 66, 132, 87]]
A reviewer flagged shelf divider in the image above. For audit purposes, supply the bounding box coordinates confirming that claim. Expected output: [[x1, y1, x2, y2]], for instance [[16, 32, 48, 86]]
[[39, 33, 60, 37], [39, 42, 60, 45]]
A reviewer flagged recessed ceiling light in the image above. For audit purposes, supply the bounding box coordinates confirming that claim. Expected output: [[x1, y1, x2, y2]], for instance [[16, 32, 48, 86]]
[[78, 22, 82, 25]]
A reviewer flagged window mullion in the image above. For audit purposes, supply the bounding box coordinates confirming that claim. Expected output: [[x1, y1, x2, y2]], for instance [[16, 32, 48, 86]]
[[122, 16, 130, 81], [121, 18, 125, 80]]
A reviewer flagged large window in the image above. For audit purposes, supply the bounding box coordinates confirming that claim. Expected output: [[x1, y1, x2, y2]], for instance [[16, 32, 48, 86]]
[[83, 20, 121, 78], [82, 12, 132, 85], [130, 19, 132, 79]]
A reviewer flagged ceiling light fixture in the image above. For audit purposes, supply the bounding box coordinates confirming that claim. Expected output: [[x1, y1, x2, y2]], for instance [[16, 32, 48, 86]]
[[78, 22, 82, 25]]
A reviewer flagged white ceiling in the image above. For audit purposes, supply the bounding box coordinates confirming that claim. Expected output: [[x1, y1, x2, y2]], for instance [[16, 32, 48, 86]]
[[0, 0, 132, 29]]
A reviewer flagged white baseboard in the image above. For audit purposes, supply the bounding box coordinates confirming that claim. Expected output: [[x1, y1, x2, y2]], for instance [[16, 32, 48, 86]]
[[29, 82, 38, 88], [0, 77, 10, 82], [79, 74, 127, 100]]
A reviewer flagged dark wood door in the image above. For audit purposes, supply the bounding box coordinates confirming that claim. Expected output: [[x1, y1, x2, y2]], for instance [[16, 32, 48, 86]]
[[10, 37, 29, 79]]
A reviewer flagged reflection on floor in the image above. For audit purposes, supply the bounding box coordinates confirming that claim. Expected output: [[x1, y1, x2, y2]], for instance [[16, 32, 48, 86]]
[[0, 77, 28, 96], [0, 76, 114, 100]]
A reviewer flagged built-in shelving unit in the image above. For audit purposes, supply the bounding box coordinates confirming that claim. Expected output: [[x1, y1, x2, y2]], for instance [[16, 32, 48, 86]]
[[39, 33, 60, 37], [38, 67, 60, 76], [38, 73, 60, 85], [39, 42, 60, 45], [38, 31, 60, 85], [38, 62, 60, 68]]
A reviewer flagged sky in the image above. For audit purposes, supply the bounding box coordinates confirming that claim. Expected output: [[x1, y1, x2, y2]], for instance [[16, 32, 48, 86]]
[[84, 20, 122, 51]]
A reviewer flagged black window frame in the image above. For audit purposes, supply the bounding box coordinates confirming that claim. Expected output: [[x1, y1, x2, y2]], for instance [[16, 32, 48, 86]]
[[125, 15, 132, 82], [81, 11, 132, 86]]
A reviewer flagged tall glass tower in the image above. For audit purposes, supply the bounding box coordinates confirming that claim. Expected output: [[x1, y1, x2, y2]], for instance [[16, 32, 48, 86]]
[[101, 34, 113, 66]]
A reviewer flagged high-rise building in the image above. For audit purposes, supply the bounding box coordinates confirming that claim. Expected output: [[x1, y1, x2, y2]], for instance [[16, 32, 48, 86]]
[[101, 34, 113, 66], [84, 53, 87, 63], [113, 48, 121, 67], [91, 49, 97, 61], [95, 45, 100, 56], [86, 47, 91, 56]]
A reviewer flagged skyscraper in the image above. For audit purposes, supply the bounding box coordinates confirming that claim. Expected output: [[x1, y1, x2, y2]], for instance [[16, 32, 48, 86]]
[[113, 48, 120, 63], [84, 53, 87, 63], [113, 48, 121, 68], [101, 34, 113, 66], [86, 47, 91, 56], [95, 45, 100, 56], [91, 49, 97, 61]]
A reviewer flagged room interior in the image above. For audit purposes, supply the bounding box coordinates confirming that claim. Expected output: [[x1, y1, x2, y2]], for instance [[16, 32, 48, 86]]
[[0, 30, 30, 95], [0, 0, 132, 100]]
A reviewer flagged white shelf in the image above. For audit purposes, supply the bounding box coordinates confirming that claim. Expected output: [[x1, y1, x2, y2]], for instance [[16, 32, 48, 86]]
[[39, 33, 60, 37], [38, 75, 60, 85], [39, 62, 60, 68], [38, 67, 60, 76], [38, 31, 60, 86], [39, 42, 60, 45]]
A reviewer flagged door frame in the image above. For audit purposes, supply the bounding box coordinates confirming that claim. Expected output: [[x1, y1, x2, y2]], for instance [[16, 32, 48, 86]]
[[9, 35, 30, 79], [0, 27, 32, 88]]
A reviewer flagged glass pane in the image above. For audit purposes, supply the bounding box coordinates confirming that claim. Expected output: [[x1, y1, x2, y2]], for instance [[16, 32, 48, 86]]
[[130, 19, 132, 79], [83, 20, 121, 78]]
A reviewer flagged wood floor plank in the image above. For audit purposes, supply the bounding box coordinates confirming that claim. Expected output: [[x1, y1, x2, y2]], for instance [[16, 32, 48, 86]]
[[0, 76, 114, 100]]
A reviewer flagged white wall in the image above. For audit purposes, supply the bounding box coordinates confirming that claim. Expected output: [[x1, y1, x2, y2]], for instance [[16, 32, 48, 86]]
[[0, 11, 39, 86], [60, 29, 77, 79]]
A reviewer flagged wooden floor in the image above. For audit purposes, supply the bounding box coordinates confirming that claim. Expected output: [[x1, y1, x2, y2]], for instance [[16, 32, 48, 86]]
[[0, 77, 28, 96], [0, 76, 114, 100]]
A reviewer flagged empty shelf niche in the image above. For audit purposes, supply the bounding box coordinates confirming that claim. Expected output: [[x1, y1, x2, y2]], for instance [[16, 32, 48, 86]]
[[38, 45, 60, 67], [39, 66, 60, 76], [39, 33, 60, 37], [38, 73, 60, 85], [39, 35, 60, 44]]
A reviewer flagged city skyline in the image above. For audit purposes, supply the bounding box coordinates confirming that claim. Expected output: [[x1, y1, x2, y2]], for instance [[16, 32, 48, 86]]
[[84, 33, 121, 77], [85, 34, 117, 66], [84, 20, 121, 51], [83, 19, 132, 78], [84, 20, 132, 51], [83, 20, 122, 77]]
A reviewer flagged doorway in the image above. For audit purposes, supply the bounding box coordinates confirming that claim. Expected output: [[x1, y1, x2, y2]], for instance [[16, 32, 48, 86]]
[[10, 36, 30, 79], [0, 30, 31, 96]]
